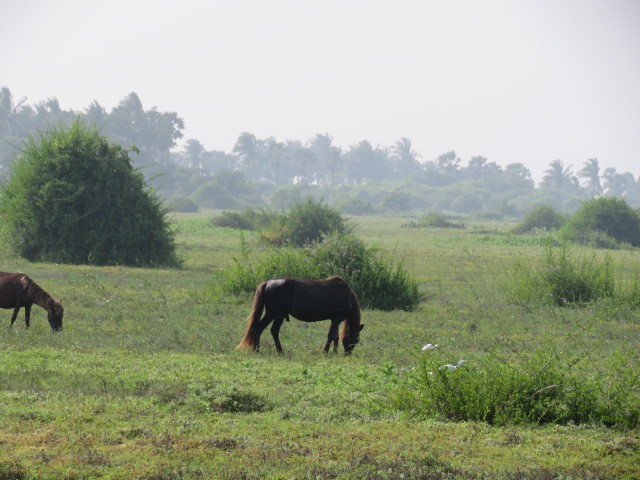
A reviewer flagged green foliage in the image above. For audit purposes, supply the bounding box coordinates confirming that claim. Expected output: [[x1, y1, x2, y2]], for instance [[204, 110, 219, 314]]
[[167, 196, 198, 213], [395, 348, 638, 427], [507, 243, 635, 307], [189, 382, 270, 414], [220, 232, 421, 311], [504, 243, 640, 309], [402, 211, 465, 229], [512, 205, 565, 234], [211, 207, 276, 231], [562, 197, 640, 247], [259, 198, 353, 247], [335, 196, 375, 215], [0, 121, 178, 266]]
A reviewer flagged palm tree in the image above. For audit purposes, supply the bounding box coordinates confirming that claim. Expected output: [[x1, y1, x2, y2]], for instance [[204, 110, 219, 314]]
[[578, 158, 603, 197], [602, 167, 636, 197], [232, 132, 260, 175], [541, 160, 577, 190], [264, 136, 284, 185], [390, 138, 421, 178], [0, 87, 27, 135], [182, 139, 205, 169], [309, 133, 341, 184], [83, 100, 108, 129]]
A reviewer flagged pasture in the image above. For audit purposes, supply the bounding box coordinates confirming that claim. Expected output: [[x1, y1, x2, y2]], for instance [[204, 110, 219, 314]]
[[0, 213, 638, 479]]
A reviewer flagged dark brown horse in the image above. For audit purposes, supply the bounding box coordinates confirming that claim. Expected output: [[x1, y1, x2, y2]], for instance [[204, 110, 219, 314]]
[[237, 276, 364, 354], [0, 272, 64, 331]]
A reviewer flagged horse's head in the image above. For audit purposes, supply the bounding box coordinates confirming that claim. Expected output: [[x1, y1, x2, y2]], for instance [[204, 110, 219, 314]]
[[343, 323, 364, 355], [48, 301, 64, 332]]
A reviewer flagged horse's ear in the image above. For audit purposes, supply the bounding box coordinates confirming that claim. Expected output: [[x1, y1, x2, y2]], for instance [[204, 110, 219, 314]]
[[359, 324, 364, 332]]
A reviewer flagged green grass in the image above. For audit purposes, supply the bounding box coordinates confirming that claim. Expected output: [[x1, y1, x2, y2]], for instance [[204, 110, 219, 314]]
[[0, 211, 638, 478]]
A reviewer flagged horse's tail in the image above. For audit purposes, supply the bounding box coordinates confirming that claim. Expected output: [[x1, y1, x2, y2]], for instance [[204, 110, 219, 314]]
[[236, 282, 267, 351]]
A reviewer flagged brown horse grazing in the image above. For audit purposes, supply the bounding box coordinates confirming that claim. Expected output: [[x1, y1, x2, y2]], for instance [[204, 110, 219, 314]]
[[237, 276, 364, 355], [0, 272, 64, 331]]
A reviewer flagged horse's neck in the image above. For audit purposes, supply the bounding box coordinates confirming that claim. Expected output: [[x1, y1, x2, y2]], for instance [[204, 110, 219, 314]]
[[28, 285, 54, 311]]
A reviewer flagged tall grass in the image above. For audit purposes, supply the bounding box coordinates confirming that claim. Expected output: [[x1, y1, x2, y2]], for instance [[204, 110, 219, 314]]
[[507, 242, 638, 307]]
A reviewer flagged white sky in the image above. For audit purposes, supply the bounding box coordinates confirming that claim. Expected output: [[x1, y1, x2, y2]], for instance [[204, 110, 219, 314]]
[[2, 0, 639, 181]]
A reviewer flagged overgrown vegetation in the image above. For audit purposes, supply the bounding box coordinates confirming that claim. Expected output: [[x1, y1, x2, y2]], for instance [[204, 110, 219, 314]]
[[0, 121, 178, 266]]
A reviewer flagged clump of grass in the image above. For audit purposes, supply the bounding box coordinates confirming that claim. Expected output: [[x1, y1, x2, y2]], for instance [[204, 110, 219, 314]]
[[394, 347, 639, 428], [402, 211, 464, 229], [507, 242, 632, 307], [188, 382, 270, 414], [219, 232, 420, 311]]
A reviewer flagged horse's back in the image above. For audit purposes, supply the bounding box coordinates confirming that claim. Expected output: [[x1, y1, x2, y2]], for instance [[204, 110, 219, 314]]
[[264, 276, 356, 322], [0, 272, 28, 308]]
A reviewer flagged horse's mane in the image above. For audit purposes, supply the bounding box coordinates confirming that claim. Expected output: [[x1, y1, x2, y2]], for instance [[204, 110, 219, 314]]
[[338, 281, 361, 342], [20, 275, 56, 309]]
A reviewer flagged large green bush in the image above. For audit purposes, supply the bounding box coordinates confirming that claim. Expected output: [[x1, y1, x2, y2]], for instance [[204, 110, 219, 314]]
[[0, 121, 178, 266], [512, 205, 565, 234], [561, 197, 640, 247]]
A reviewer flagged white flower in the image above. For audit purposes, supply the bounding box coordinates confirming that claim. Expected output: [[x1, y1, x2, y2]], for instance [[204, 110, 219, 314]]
[[439, 364, 458, 371], [422, 343, 438, 351], [457, 359, 466, 366]]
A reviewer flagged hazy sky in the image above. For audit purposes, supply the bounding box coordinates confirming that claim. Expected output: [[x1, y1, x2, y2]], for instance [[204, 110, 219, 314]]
[[2, 0, 639, 181]]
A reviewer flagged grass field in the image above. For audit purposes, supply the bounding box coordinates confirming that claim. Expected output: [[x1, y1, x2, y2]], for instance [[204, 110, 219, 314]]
[[0, 213, 638, 479]]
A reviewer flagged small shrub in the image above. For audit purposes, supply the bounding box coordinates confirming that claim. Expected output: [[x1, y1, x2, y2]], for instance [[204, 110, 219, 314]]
[[512, 205, 565, 234], [259, 199, 353, 247], [561, 197, 640, 247]]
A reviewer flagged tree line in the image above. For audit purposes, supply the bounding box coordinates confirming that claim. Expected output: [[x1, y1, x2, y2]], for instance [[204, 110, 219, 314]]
[[2, 87, 639, 214]]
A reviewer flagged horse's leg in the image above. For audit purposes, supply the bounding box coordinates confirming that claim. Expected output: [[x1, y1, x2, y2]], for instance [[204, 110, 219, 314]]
[[24, 305, 31, 328], [331, 321, 343, 352], [324, 318, 341, 353], [10, 307, 20, 327], [270, 316, 286, 353], [253, 313, 275, 351]]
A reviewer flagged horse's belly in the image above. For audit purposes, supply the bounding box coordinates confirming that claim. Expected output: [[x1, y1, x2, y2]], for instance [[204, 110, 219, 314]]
[[289, 305, 344, 322]]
